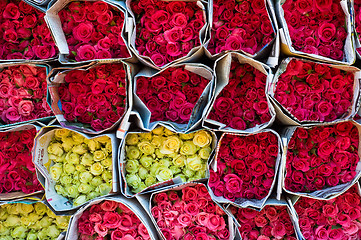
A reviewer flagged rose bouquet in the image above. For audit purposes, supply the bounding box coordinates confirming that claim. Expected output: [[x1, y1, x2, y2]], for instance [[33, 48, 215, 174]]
[[0, 125, 43, 199], [47, 0, 130, 63], [0, 0, 58, 60], [150, 183, 232, 240], [208, 130, 281, 208], [135, 64, 212, 132], [48, 63, 129, 133], [355, 0, 361, 57], [283, 121, 361, 198], [33, 127, 118, 211], [228, 202, 298, 240], [204, 53, 275, 133], [68, 199, 154, 240], [206, 0, 275, 57], [277, 0, 354, 64], [122, 126, 215, 196], [129, 0, 206, 68], [270, 58, 359, 124], [0, 64, 53, 126], [0, 202, 70, 239], [294, 184, 361, 239]]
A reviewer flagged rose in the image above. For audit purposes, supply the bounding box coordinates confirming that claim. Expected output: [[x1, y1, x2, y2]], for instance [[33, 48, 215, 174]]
[[3, 3, 20, 19], [223, 174, 242, 193], [73, 22, 94, 43], [317, 23, 336, 42], [77, 45, 96, 61]]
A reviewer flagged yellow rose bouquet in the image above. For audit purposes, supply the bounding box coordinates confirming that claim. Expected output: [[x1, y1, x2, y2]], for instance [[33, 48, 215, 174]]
[[121, 126, 216, 196], [33, 127, 118, 211], [0, 202, 70, 239]]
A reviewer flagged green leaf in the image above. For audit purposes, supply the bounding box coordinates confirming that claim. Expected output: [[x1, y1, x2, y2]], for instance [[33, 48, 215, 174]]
[[71, 51, 77, 56], [331, 224, 342, 230]]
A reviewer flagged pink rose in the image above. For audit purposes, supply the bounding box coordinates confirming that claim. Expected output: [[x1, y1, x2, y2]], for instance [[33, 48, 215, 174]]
[[73, 22, 94, 42], [206, 214, 226, 231], [223, 174, 242, 193], [94, 223, 108, 237], [111, 230, 123, 240], [76, 45, 96, 61], [18, 100, 34, 116]]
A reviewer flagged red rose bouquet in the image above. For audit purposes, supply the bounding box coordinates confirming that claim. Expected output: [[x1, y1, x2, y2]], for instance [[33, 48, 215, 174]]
[[280, 0, 352, 63], [130, 0, 206, 67], [151, 184, 231, 240], [209, 131, 280, 206], [272, 58, 357, 123], [0, 64, 53, 125], [294, 185, 361, 239], [51, 63, 128, 133], [228, 203, 298, 240], [0, 125, 43, 195], [205, 55, 274, 132], [355, 0, 361, 57], [76, 200, 151, 240], [207, 0, 275, 56], [284, 121, 360, 196], [135, 65, 211, 129], [57, 1, 130, 62], [0, 0, 57, 60]]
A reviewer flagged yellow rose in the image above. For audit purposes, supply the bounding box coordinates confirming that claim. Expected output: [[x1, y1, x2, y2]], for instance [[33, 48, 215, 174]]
[[156, 167, 173, 182], [140, 155, 154, 169], [78, 183, 92, 194], [193, 130, 212, 147], [126, 146, 141, 159], [140, 132, 152, 141], [186, 155, 203, 171], [164, 128, 175, 136], [48, 153, 64, 163], [152, 126, 164, 135], [34, 202, 47, 216], [76, 164, 86, 172], [61, 137, 74, 152], [54, 129, 71, 140], [145, 176, 156, 187], [172, 155, 186, 168], [81, 153, 94, 166], [151, 135, 163, 148], [104, 141, 112, 153], [67, 152, 80, 165], [90, 162, 104, 176], [71, 132, 85, 145], [138, 141, 155, 155], [180, 141, 198, 155], [155, 149, 165, 159], [101, 158, 112, 169], [125, 134, 139, 146], [66, 185, 79, 199], [63, 163, 76, 174], [102, 171, 112, 183], [55, 216, 70, 230], [160, 136, 182, 154], [88, 139, 101, 152], [94, 150, 107, 161], [72, 144, 88, 155], [47, 142, 64, 156], [94, 136, 110, 144], [179, 132, 194, 140], [4, 215, 20, 227], [50, 163, 63, 181], [199, 146, 212, 160]]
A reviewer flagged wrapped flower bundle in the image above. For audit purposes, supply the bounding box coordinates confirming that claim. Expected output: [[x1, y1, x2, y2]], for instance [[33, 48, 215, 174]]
[[77, 200, 151, 239], [207, 0, 275, 56], [0, 126, 42, 195], [0, 64, 53, 125], [284, 122, 360, 194], [229, 204, 297, 240], [0, 202, 70, 239], [0, 0, 57, 60], [209, 131, 280, 203], [58, 1, 130, 62], [48, 129, 113, 207], [124, 127, 214, 194], [294, 185, 361, 239], [57, 63, 128, 132], [151, 184, 231, 239], [130, 0, 205, 67], [273, 59, 356, 122], [355, 0, 361, 56]]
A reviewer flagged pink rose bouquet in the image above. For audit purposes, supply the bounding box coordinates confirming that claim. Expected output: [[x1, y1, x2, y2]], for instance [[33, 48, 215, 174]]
[[355, 0, 361, 56], [77, 200, 151, 240], [284, 121, 360, 196], [206, 56, 273, 132], [0, 64, 53, 125], [135, 65, 211, 128], [281, 0, 350, 61], [0, 126, 43, 195], [58, 1, 130, 62], [0, 0, 58, 60], [52, 63, 128, 133], [130, 0, 206, 67], [209, 131, 280, 205], [151, 184, 231, 240], [207, 0, 275, 56], [229, 204, 298, 240], [272, 58, 357, 123], [294, 185, 361, 239]]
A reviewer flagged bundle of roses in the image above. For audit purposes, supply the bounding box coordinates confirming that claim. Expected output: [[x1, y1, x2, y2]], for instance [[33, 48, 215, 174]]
[[0, 0, 58, 60], [129, 0, 206, 68], [0, 125, 43, 198], [49, 63, 128, 133], [135, 64, 212, 132], [206, 0, 275, 57], [208, 130, 281, 207], [122, 126, 214, 196], [278, 0, 354, 64], [73, 200, 152, 240], [355, 0, 361, 57], [150, 184, 232, 240], [283, 121, 360, 197], [228, 202, 298, 240], [0, 64, 53, 126], [49, 0, 130, 63], [36, 128, 115, 210], [270, 58, 358, 123], [205, 54, 274, 132], [294, 184, 361, 239], [0, 202, 70, 239]]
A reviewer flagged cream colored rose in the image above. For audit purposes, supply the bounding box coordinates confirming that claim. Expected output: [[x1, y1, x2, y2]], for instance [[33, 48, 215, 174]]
[[160, 136, 182, 154], [126, 146, 141, 159], [186, 155, 203, 171], [48, 142, 64, 156], [50, 163, 63, 181], [180, 141, 198, 155], [172, 155, 186, 168], [199, 146, 212, 160], [156, 167, 173, 182], [193, 130, 212, 147], [72, 144, 88, 155], [90, 162, 104, 176], [138, 141, 155, 155]]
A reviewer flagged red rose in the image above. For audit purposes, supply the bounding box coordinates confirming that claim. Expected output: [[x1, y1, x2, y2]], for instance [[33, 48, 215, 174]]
[[3, 3, 20, 19]]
